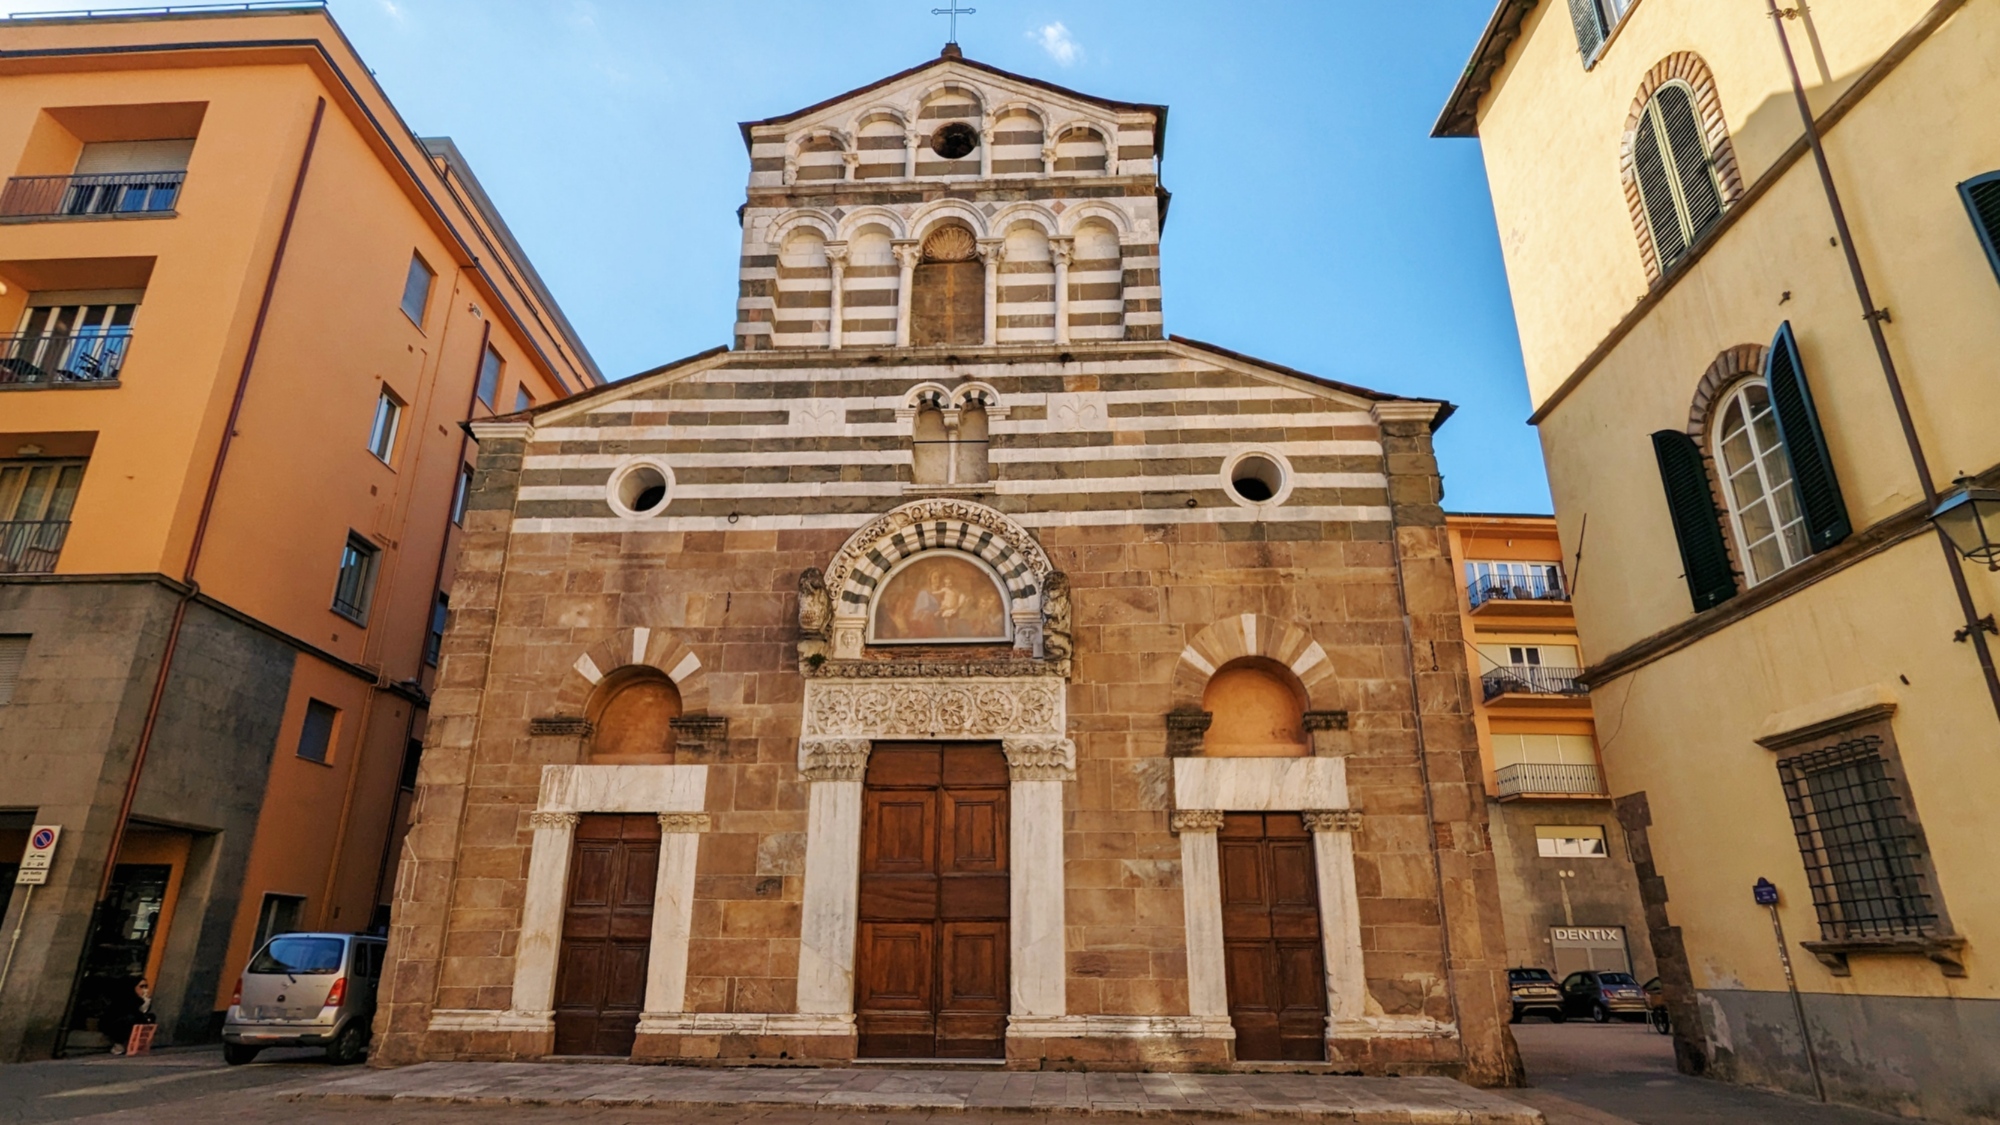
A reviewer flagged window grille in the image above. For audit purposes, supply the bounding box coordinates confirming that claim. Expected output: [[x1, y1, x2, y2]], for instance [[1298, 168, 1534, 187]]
[[1778, 736, 1936, 940]]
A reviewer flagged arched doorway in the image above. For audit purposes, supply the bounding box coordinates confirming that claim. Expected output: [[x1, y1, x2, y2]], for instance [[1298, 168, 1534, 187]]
[[910, 223, 983, 346]]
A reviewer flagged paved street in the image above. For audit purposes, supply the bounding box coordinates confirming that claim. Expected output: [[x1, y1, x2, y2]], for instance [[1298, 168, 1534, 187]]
[[0, 1027, 1930, 1125]]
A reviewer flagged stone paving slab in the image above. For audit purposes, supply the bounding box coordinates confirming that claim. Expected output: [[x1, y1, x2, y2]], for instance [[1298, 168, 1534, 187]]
[[289, 1063, 1543, 1124]]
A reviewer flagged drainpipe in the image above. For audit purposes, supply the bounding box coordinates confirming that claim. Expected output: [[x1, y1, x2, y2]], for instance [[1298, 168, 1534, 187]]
[[51, 99, 326, 1057], [1763, 2, 2000, 726]]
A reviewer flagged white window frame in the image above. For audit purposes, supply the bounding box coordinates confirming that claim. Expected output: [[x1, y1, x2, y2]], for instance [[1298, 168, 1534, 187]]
[[1711, 379, 1810, 585], [368, 388, 403, 463]]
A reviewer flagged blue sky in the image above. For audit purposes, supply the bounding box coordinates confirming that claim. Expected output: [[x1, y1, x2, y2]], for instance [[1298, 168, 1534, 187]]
[[40, 0, 1552, 512]]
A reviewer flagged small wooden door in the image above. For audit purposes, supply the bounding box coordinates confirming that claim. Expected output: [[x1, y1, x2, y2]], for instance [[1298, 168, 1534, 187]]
[[1220, 812, 1329, 1061], [552, 813, 659, 1056], [855, 743, 1009, 1058], [910, 260, 984, 345]]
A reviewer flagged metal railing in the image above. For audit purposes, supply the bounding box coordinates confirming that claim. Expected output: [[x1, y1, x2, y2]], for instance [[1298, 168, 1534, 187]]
[[0, 171, 184, 219], [1467, 571, 1569, 609], [0, 520, 69, 574], [1495, 761, 1606, 798], [1481, 663, 1587, 700], [0, 330, 130, 385], [3, 1, 322, 19]]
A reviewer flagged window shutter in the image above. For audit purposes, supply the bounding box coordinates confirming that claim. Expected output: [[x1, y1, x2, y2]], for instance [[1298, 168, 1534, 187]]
[[1763, 321, 1851, 551], [1566, 0, 1605, 60], [1632, 110, 1687, 270], [0, 635, 26, 704], [1655, 84, 1723, 243], [1960, 172, 2000, 286], [1651, 431, 1737, 611]]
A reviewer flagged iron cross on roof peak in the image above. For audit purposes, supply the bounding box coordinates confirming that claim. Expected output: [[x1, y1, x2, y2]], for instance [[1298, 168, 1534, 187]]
[[932, 3, 974, 45]]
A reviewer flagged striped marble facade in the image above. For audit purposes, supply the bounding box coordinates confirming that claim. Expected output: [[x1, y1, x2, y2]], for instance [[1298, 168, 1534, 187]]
[[736, 50, 1165, 351], [509, 342, 1398, 536]]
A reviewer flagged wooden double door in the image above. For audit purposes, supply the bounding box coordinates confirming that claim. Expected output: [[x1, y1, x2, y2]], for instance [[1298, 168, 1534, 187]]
[[1220, 812, 1329, 1061], [855, 742, 1010, 1058], [552, 814, 659, 1056]]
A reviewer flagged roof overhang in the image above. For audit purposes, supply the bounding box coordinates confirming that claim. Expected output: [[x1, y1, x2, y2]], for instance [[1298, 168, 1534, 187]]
[[1432, 0, 1540, 139]]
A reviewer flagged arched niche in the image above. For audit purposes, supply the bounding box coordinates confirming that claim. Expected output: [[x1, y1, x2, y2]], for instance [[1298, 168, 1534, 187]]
[[911, 222, 984, 346], [1200, 657, 1309, 758], [586, 665, 684, 763]]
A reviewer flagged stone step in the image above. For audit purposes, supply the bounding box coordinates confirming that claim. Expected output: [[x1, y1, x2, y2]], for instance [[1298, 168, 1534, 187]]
[[292, 1061, 1544, 1123]]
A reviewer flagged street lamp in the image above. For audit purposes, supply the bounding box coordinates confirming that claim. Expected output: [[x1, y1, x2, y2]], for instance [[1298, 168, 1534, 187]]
[[1932, 476, 2000, 571]]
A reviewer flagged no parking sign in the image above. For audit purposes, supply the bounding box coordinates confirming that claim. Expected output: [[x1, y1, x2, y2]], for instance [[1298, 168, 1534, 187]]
[[17, 824, 60, 885]]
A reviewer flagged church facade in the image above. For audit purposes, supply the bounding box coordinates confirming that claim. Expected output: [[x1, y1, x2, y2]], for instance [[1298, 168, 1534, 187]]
[[374, 47, 1519, 1081]]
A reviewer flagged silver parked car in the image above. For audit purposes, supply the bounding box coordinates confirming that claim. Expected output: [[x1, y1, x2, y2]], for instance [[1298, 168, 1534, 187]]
[[223, 932, 385, 1064]]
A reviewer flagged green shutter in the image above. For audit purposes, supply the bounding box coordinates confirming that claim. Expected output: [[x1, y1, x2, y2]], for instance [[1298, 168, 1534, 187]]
[[1960, 172, 2000, 286], [1763, 322, 1851, 551], [1566, 0, 1605, 61], [1652, 430, 1737, 611]]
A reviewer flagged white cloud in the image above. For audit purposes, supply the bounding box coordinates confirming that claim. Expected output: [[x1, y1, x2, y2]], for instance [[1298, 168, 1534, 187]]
[[376, 0, 406, 21], [1033, 21, 1081, 66]]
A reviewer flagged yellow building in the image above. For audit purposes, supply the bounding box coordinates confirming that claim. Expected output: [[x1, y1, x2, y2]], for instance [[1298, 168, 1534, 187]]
[[1439, 1, 2000, 1119], [1445, 514, 1652, 997], [0, 3, 597, 1059]]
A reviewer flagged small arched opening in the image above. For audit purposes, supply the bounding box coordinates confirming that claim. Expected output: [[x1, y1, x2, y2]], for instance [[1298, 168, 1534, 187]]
[[586, 665, 683, 763], [1201, 657, 1308, 757]]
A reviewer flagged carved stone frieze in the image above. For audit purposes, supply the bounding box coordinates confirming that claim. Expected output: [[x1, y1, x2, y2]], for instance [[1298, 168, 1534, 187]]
[[1169, 808, 1227, 834], [798, 737, 872, 782], [824, 498, 1052, 603], [803, 677, 1064, 740], [527, 811, 580, 830], [1302, 809, 1364, 834], [806, 658, 1061, 679], [529, 716, 592, 737], [1002, 736, 1076, 782], [669, 714, 729, 759], [657, 812, 712, 834]]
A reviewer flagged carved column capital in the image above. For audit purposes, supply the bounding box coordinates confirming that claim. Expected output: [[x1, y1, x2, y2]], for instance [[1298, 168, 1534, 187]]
[[799, 737, 871, 782], [1302, 809, 1363, 834], [1050, 236, 1075, 267], [527, 810, 580, 831], [823, 241, 850, 267], [1002, 736, 1075, 782], [1170, 808, 1226, 834], [657, 812, 712, 834], [893, 241, 922, 269]]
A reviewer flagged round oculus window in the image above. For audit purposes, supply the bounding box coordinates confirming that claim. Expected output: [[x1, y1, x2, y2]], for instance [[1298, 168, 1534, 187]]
[[609, 460, 672, 518], [1226, 453, 1287, 506], [931, 122, 980, 160]]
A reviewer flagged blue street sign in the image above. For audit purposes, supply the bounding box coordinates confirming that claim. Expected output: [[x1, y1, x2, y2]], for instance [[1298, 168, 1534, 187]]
[[1753, 877, 1779, 906]]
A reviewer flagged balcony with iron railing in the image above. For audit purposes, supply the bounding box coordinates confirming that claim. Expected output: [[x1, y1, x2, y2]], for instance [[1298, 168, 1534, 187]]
[[1466, 571, 1571, 613], [1481, 663, 1589, 702], [0, 171, 185, 220], [0, 330, 130, 386], [1495, 761, 1607, 799], [0, 519, 69, 574]]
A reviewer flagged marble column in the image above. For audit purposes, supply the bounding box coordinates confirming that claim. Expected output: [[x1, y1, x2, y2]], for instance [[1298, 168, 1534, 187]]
[[824, 241, 848, 349], [979, 238, 1002, 347], [795, 738, 870, 1017], [510, 810, 579, 1018], [1304, 809, 1368, 1027], [642, 812, 710, 1017], [1050, 237, 1074, 345], [1171, 809, 1230, 1021], [1003, 737, 1072, 1021], [893, 243, 919, 347]]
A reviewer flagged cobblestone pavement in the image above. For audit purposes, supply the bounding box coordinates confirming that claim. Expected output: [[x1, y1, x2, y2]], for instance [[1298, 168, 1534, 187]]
[[1504, 1020, 1917, 1125]]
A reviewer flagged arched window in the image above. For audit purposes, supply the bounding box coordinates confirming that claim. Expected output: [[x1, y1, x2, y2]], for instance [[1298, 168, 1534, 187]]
[[587, 666, 682, 762], [1632, 81, 1724, 273], [910, 223, 983, 346], [1711, 380, 1810, 585], [855, 115, 907, 180], [912, 389, 950, 485], [955, 394, 990, 485], [794, 133, 847, 182], [1053, 126, 1107, 173], [990, 108, 1045, 174], [907, 385, 992, 487], [1201, 658, 1308, 758]]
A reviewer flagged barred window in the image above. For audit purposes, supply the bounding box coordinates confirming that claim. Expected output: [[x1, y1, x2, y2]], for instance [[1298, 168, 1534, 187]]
[[1778, 736, 1936, 940]]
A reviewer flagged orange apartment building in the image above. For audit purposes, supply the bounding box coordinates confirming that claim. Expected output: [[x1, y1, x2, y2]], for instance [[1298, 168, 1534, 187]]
[[0, 3, 599, 1058], [1445, 514, 1652, 991]]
